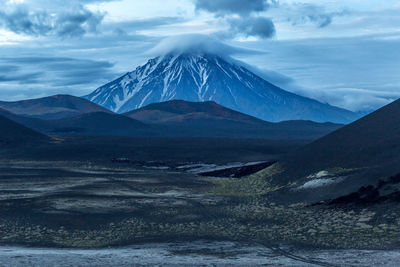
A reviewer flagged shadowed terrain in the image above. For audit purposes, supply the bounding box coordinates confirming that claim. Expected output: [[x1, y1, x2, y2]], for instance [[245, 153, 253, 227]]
[[0, 98, 343, 140], [0, 95, 111, 120], [0, 114, 49, 145], [245, 98, 400, 204], [125, 100, 344, 139]]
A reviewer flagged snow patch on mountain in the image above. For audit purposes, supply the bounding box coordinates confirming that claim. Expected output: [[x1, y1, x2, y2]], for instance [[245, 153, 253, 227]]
[[84, 50, 359, 123]]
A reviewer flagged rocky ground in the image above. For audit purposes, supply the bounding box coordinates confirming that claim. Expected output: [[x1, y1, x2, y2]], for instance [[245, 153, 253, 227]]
[[1, 160, 400, 250], [1, 241, 400, 266]]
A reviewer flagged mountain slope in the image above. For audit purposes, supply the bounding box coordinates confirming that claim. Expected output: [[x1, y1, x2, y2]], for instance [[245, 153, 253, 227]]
[[0, 94, 112, 120], [0, 107, 51, 131], [85, 53, 358, 123], [260, 98, 400, 203], [124, 100, 343, 139], [0, 109, 150, 137], [124, 99, 266, 125], [48, 112, 149, 136], [0, 113, 48, 145], [281, 98, 400, 178]]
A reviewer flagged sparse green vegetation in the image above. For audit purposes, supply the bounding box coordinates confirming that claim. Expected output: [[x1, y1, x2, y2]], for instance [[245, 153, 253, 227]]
[[1, 161, 400, 250], [207, 163, 286, 196]]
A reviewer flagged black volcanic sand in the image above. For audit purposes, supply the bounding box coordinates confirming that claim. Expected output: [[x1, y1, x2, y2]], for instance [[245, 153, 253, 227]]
[[0, 136, 307, 164], [1, 160, 400, 250], [1, 136, 400, 250]]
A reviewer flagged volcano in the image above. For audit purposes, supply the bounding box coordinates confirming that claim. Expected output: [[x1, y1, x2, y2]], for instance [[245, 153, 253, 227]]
[[84, 52, 358, 123]]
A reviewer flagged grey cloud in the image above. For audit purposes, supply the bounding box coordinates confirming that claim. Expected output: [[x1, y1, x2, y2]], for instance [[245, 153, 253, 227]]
[[287, 4, 348, 28], [243, 34, 400, 112], [46, 60, 113, 71], [0, 5, 104, 37], [104, 17, 185, 35], [66, 0, 117, 2], [195, 0, 347, 33], [0, 72, 43, 84], [0, 0, 118, 9], [227, 17, 275, 39], [0, 8, 52, 36], [195, 0, 276, 16], [0, 32, 154, 100], [110, 17, 183, 30], [55, 8, 104, 37], [0, 65, 19, 72], [194, 0, 277, 39], [0, 56, 116, 87]]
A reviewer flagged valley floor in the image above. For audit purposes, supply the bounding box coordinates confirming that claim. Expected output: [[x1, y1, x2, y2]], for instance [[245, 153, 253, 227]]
[[1, 161, 400, 252]]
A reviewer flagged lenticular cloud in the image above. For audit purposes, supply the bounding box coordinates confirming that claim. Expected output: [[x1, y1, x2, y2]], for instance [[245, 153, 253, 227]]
[[146, 34, 261, 57]]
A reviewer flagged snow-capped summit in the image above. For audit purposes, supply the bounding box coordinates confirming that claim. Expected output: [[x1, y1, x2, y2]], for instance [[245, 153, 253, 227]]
[[84, 44, 358, 123]]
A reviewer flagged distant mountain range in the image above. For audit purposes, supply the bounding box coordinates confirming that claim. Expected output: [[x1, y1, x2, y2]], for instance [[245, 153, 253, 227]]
[[0, 94, 110, 120], [84, 52, 359, 123], [124, 100, 343, 140], [0, 95, 342, 140]]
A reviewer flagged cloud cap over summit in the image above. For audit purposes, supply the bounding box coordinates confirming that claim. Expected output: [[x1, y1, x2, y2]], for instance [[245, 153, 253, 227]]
[[146, 34, 262, 57]]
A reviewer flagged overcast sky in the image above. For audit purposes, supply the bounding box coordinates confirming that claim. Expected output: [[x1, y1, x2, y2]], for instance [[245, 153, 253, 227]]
[[0, 0, 399, 112]]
